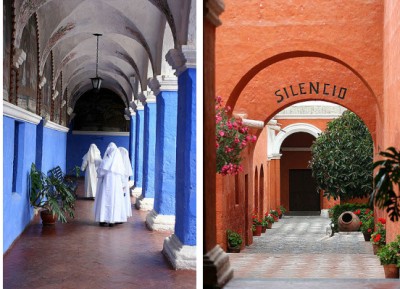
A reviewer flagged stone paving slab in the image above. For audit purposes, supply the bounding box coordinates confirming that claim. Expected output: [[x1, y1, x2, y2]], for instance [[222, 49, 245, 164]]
[[228, 216, 385, 279], [225, 278, 400, 289]]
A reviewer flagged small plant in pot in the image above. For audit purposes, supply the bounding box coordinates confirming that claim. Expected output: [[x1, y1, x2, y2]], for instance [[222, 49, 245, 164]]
[[227, 229, 243, 253], [377, 237, 400, 279], [264, 214, 275, 229], [371, 218, 387, 254], [252, 213, 262, 236], [359, 209, 374, 241], [30, 163, 76, 225], [279, 205, 287, 218]]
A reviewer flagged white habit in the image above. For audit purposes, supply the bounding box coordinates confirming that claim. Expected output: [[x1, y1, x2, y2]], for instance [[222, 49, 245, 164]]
[[119, 147, 133, 218], [94, 142, 127, 224], [81, 144, 102, 198]]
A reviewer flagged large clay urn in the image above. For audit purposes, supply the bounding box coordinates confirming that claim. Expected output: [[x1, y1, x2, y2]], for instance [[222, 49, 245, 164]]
[[338, 211, 360, 232]]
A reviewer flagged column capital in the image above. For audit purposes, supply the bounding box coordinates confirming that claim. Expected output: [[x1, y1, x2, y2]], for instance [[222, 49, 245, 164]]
[[205, 0, 225, 27], [38, 76, 47, 89], [149, 75, 178, 96], [13, 48, 26, 69], [166, 48, 196, 76], [138, 91, 156, 105]]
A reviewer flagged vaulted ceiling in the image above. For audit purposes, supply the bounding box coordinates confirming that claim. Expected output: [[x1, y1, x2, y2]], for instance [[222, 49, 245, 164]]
[[13, 0, 194, 107]]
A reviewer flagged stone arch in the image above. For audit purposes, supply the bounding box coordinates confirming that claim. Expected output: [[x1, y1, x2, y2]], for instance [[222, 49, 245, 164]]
[[227, 52, 380, 141], [272, 123, 322, 156]]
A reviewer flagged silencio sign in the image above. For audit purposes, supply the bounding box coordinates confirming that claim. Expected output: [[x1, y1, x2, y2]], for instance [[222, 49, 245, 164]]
[[275, 82, 347, 104]]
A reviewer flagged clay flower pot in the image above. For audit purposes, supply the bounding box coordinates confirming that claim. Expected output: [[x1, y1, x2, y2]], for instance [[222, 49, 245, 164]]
[[363, 232, 372, 241], [373, 244, 381, 255], [267, 223, 272, 229], [383, 264, 399, 278], [40, 210, 57, 226], [253, 225, 262, 236], [261, 226, 267, 233], [227, 245, 241, 253]]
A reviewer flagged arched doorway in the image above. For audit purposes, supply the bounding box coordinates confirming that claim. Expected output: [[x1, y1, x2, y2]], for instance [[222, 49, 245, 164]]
[[280, 132, 319, 214]]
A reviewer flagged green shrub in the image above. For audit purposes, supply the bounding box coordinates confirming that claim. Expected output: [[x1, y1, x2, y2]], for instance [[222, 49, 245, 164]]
[[329, 203, 369, 232], [309, 111, 373, 200]]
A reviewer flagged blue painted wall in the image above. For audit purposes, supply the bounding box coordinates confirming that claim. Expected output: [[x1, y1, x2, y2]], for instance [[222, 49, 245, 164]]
[[174, 68, 196, 246], [129, 115, 136, 181], [40, 124, 67, 175], [3, 116, 37, 253], [66, 132, 129, 176], [142, 102, 157, 198], [134, 109, 144, 188], [154, 91, 178, 215]]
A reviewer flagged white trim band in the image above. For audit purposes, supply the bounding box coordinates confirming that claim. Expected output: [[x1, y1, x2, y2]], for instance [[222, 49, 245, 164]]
[[3, 101, 42, 124], [72, 131, 129, 136], [43, 120, 69, 132]]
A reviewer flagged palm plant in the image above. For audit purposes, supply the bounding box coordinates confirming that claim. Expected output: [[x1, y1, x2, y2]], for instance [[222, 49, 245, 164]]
[[371, 147, 400, 221], [30, 163, 76, 223]]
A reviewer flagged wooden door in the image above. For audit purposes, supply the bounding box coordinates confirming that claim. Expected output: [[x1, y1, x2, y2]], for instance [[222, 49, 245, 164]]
[[289, 169, 320, 211]]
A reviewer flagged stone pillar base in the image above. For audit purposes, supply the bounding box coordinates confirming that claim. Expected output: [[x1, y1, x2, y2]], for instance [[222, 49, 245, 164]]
[[203, 245, 234, 288], [135, 195, 154, 211], [145, 209, 175, 231], [162, 234, 196, 270], [131, 187, 142, 198]]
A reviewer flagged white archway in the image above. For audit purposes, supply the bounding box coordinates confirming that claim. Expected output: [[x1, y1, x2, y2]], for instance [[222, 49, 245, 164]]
[[270, 123, 322, 157]]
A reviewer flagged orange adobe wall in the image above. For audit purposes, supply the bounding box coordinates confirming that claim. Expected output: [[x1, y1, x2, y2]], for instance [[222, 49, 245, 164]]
[[382, 0, 400, 243], [213, 0, 400, 251]]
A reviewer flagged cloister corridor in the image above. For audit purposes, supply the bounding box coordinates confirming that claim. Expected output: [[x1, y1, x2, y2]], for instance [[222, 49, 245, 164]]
[[3, 180, 196, 289]]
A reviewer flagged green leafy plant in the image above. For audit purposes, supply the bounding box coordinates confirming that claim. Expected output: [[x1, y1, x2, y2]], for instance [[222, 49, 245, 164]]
[[371, 218, 387, 247], [29, 163, 76, 223], [279, 205, 287, 215], [377, 237, 399, 265], [252, 213, 262, 226], [264, 213, 275, 225], [309, 111, 373, 200], [329, 203, 369, 232], [359, 211, 374, 234], [371, 147, 400, 222], [227, 229, 243, 248]]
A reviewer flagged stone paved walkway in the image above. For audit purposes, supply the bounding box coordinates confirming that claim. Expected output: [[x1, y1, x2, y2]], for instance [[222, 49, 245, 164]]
[[227, 216, 385, 279]]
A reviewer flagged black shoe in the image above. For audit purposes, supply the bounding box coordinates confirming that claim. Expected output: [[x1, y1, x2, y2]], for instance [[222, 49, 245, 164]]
[[99, 222, 107, 227], [115, 222, 123, 225], [109, 223, 115, 227]]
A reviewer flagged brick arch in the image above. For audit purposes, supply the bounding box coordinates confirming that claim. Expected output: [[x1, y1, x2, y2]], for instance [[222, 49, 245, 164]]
[[227, 52, 380, 142]]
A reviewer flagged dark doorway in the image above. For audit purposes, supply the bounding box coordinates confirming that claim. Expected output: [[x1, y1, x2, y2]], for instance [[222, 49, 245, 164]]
[[289, 169, 320, 212]]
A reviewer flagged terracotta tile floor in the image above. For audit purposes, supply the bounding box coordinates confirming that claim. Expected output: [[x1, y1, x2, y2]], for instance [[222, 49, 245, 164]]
[[225, 216, 398, 288], [3, 180, 196, 289]]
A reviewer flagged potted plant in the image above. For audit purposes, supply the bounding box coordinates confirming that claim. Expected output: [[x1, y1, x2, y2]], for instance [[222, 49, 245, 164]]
[[252, 213, 262, 236], [359, 209, 374, 241], [227, 229, 243, 253], [279, 205, 287, 218], [270, 209, 279, 222], [30, 163, 76, 225], [371, 218, 387, 254], [264, 213, 275, 229], [261, 218, 268, 233], [377, 238, 399, 278]]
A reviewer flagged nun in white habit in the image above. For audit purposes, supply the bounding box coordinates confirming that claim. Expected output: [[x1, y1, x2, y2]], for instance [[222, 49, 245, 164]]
[[118, 147, 133, 218], [80, 144, 102, 199], [94, 142, 127, 226]]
